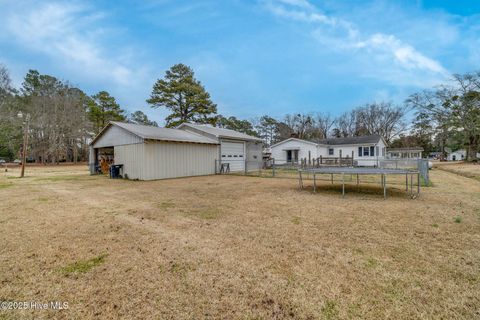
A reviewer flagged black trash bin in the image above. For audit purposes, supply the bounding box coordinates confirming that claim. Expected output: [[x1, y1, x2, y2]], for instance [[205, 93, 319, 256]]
[[109, 164, 123, 179]]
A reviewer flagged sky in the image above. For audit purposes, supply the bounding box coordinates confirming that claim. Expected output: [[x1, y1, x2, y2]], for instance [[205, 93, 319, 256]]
[[0, 0, 479, 125]]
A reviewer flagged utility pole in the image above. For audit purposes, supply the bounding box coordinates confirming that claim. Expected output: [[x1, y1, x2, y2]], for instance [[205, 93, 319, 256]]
[[18, 112, 30, 178]]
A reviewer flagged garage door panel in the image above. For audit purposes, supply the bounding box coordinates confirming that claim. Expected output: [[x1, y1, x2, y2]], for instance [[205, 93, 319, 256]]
[[221, 141, 245, 172]]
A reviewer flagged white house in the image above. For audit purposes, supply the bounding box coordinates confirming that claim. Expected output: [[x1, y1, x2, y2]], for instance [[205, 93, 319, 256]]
[[446, 149, 466, 161], [270, 135, 387, 166]]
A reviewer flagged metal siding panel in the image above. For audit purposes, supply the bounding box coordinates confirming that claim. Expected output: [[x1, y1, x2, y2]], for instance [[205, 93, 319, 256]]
[[114, 143, 145, 180], [142, 141, 217, 180]]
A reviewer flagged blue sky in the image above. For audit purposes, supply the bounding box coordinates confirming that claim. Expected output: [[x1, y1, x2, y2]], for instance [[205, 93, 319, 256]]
[[0, 0, 479, 125]]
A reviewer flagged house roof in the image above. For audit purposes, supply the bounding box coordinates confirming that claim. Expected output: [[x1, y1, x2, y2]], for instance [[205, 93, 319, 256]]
[[270, 137, 318, 148], [387, 147, 424, 152], [317, 135, 383, 146], [178, 123, 262, 142], [90, 122, 219, 146]]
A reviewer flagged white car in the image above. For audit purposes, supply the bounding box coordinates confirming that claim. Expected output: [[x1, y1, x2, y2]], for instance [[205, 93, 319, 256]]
[[13, 159, 21, 164], [0, 159, 5, 164]]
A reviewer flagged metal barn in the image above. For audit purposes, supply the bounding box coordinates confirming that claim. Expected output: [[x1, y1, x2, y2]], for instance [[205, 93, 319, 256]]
[[89, 122, 262, 180], [89, 122, 219, 180]]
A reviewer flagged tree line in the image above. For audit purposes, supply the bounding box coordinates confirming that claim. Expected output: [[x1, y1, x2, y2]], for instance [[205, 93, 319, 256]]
[[0, 67, 158, 163], [0, 62, 478, 162]]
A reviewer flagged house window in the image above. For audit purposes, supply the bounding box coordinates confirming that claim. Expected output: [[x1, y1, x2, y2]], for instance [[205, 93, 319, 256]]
[[363, 147, 370, 156], [358, 147, 362, 157], [382, 147, 385, 157], [376, 146, 379, 157], [370, 146, 375, 156], [328, 148, 334, 155]]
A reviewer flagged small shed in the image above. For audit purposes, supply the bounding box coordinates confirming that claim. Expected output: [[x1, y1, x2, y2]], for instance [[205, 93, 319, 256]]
[[89, 122, 219, 180]]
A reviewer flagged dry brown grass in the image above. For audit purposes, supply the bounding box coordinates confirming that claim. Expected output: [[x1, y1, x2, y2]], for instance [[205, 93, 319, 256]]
[[1, 165, 479, 319], [434, 161, 480, 182]]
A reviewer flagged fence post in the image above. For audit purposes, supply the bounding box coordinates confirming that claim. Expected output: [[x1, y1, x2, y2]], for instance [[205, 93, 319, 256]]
[[320, 155, 322, 165], [351, 150, 354, 167], [339, 150, 342, 166]]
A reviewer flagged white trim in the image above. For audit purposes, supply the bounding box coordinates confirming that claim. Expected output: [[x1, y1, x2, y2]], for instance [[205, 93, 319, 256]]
[[270, 138, 318, 148]]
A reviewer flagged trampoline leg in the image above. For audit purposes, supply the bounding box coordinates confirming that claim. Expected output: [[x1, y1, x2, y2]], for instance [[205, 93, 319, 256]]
[[342, 173, 345, 198], [298, 171, 303, 190], [383, 174, 386, 199], [410, 174, 413, 197], [313, 173, 316, 193], [417, 172, 420, 195]]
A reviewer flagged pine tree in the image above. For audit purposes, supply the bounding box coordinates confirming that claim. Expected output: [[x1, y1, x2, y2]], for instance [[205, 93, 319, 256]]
[[88, 91, 125, 134], [147, 64, 217, 128]]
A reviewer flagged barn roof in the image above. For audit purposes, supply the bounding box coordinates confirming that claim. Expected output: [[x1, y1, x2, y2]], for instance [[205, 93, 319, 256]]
[[90, 122, 219, 146], [178, 123, 262, 142]]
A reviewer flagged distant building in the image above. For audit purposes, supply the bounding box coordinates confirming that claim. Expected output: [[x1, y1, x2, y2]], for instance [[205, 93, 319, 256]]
[[446, 149, 466, 161], [386, 147, 424, 159]]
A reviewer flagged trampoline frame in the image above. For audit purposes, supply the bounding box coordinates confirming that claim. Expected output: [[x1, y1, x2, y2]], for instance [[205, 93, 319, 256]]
[[298, 167, 420, 199]]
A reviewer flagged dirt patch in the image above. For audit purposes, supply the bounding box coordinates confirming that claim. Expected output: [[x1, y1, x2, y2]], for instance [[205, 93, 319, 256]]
[[0, 165, 479, 319]]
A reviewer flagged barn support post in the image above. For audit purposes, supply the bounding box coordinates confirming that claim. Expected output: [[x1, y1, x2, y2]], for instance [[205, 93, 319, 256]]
[[405, 174, 408, 191], [313, 173, 316, 193]]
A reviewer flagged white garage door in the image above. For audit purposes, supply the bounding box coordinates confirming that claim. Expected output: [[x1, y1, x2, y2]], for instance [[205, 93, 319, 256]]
[[220, 141, 245, 172]]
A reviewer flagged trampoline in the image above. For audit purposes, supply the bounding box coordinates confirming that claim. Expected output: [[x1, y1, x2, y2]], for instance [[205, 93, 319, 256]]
[[298, 167, 420, 199]]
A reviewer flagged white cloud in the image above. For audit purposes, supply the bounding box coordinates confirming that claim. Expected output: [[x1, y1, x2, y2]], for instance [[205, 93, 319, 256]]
[[1, 1, 141, 86], [264, 0, 450, 80]]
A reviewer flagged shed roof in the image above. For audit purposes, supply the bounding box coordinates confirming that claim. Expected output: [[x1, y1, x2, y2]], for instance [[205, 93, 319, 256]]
[[90, 122, 219, 146], [178, 123, 262, 142]]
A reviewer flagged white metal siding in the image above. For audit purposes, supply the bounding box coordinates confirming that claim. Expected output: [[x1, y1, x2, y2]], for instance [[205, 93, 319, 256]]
[[220, 141, 245, 172], [93, 125, 143, 148], [114, 144, 145, 180], [142, 141, 217, 180]]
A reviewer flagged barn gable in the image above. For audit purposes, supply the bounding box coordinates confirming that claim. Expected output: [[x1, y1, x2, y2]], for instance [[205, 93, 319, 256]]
[[92, 124, 144, 148]]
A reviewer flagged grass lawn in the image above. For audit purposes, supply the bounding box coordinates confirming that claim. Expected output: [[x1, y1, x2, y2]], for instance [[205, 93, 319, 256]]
[[0, 165, 479, 319], [435, 161, 480, 182]]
